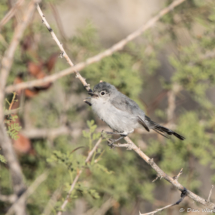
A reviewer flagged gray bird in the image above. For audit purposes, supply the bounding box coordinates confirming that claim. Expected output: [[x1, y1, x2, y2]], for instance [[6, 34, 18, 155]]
[[87, 82, 185, 143]]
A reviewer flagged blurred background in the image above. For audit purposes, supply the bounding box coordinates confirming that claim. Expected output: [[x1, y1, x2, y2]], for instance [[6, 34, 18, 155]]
[[1, 0, 215, 214]]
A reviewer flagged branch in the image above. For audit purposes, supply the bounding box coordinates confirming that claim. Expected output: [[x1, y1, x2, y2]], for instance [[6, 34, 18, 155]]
[[5, 0, 187, 94], [167, 84, 182, 122], [139, 194, 185, 215], [42, 188, 62, 215], [0, 0, 25, 31], [140, 169, 186, 215], [207, 185, 214, 203], [36, 4, 91, 91], [57, 138, 102, 215], [9, 92, 17, 110], [5, 171, 48, 215], [0, 194, 16, 203], [0, 0, 41, 121], [94, 198, 115, 215], [121, 137, 215, 209], [0, 123, 26, 215], [0, 2, 41, 215]]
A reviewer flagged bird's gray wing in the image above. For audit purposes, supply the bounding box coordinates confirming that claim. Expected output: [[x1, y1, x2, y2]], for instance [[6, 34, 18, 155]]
[[110, 95, 150, 132]]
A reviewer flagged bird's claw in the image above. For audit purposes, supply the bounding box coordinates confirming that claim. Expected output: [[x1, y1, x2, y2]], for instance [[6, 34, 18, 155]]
[[107, 139, 115, 148]]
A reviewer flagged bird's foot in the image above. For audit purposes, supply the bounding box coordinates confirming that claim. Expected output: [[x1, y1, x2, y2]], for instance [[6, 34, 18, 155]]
[[107, 139, 117, 148]]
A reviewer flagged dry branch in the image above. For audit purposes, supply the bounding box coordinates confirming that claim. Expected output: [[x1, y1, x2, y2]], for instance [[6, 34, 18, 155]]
[[140, 169, 186, 214], [6, 171, 48, 215], [117, 137, 215, 209], [0, 194, 16, 203], [42, 188, 62, 215], [167, 84, 182, 122], [57, 138, 102, 215], [0, 0, 25, 31], [0, 122, 26, 215], [36, 4, 91, 91], [207, 185, 214, 203], [5, 0, 186, 94], [0, 0, 40, 121], [0, 1, 41, 215]]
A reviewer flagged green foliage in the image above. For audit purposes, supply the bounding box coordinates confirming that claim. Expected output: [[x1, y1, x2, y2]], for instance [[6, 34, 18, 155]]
[[4, 95, 22, 141], [1, 1, 215, 214], [6, 121, 22, 140]]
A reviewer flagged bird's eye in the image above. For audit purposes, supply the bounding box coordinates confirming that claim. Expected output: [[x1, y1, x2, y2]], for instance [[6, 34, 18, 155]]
[[100, 91, 105, 96]]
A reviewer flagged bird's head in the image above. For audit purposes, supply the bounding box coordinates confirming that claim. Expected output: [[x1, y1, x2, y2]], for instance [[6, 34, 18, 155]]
[[88, 82, 117, 101]]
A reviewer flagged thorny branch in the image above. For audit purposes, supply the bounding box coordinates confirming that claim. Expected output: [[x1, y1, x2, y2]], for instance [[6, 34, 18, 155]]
[[5, 0, 186, 94], [57, 138, 102, 215], [140, 169, 185, 215], [115, 137, 215, 210], [36, 4, 91, 91], [139, 189, 187, 215]]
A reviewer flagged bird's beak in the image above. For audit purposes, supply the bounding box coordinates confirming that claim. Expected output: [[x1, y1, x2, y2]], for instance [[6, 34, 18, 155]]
[[88, 92, 98, 97]]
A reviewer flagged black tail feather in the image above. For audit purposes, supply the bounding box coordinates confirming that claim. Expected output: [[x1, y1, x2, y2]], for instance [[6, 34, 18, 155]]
[[145, 116, 185, 140]]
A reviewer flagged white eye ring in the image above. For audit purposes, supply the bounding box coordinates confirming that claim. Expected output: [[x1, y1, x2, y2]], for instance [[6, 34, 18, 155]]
[[100, 91, 106, 96]]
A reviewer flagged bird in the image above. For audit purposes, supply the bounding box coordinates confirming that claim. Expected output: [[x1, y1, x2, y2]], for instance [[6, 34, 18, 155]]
[[86, 82, 185, 143]]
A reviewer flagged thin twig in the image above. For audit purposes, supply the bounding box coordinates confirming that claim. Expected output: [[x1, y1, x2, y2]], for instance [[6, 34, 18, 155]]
[[207, 185, 214, 202], [140, 202, 177, 215], [5, 0, 186, 94], [9, 92, 16, 110], [167, 83, 182, 122], [4, 108, 20, 116], [152, 175, 162, 183], [5, 171, 48, 215], [36, 4, 90, 91], [173, 168, 183, 181], [140, 188, 187, 215], [42, 188, 62, 215], [49, 3, 67, 41], [57, 138, 102, 215], [0, 0, 25, 31], [94, 198, 115, 215]]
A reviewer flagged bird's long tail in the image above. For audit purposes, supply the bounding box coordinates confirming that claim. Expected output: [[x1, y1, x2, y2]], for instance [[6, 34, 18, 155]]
[[144, 116, 185, 140]]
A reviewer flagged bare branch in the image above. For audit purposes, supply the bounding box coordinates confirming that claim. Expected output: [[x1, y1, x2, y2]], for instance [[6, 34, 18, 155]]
[[0, 123, 26, 215], [173, 168, 183, 181], [0, 0, 25, 31], [36, 3, 91, 91], [0, 194, 16, 203], [57, 138, 102, 215], [8, 92, 17, 110], [94, 198, 115, 215], [0, 2, 41, 215], [140, 188, 187, 215], [42, 188, 62, 215], [152, 175, 162, 183], [5, 0, 187, 94], [0, 0, 41, 121], [140, 202, 177, 215], [167, 84, 182, 122], [207, 185, 214, 203], [123, 136, 215, 209], [5, 171, 48, 215]]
